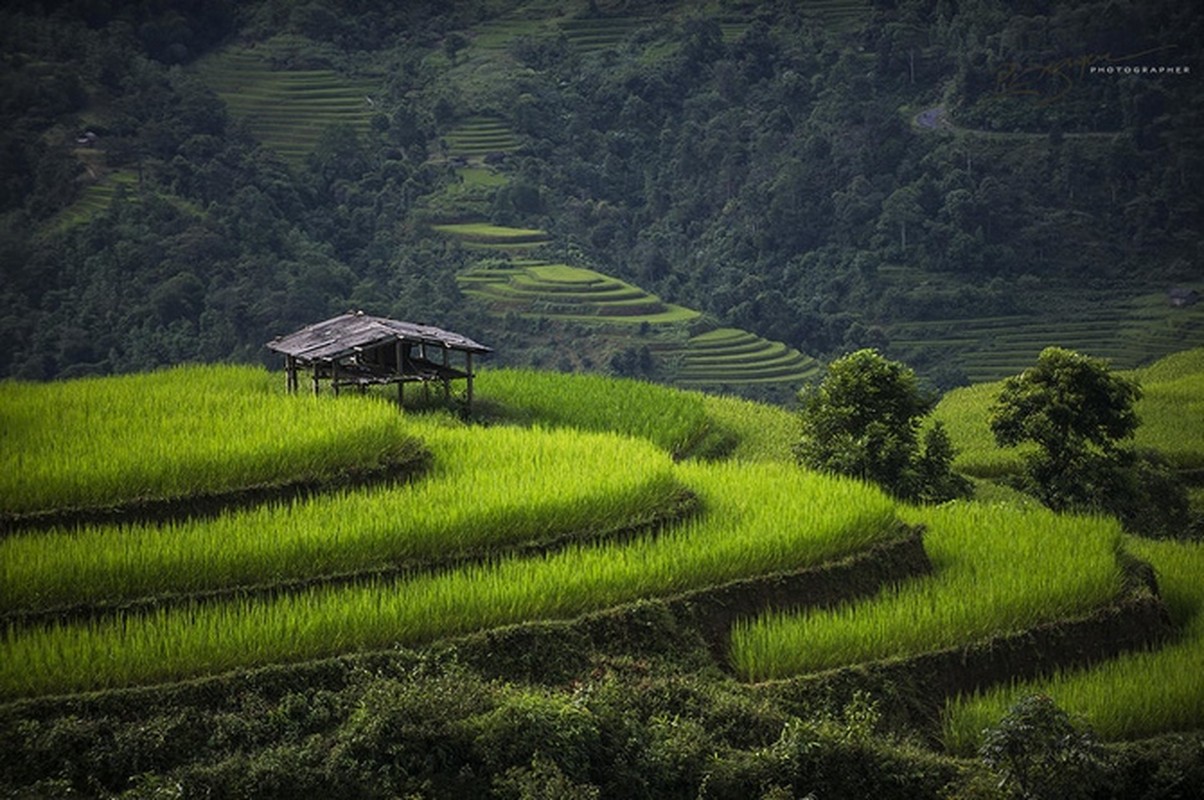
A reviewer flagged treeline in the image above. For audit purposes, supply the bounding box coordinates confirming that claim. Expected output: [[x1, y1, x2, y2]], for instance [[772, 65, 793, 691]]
[[1, 0, 1200, 381], [491, 0, 1201, 357], [0, 1, 484, 379]]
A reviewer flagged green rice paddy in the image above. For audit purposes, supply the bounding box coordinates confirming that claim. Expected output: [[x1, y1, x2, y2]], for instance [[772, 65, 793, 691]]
[[730, 502, 1127, 682], [0, 424, 682, 612], [2, 352, 1201, 750], [0, 405, 897, 698], [0, 365, 418, 516], [942, 536, 1204, 752]]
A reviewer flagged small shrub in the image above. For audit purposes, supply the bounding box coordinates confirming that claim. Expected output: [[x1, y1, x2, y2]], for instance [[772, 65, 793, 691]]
[[979, 694, 1110, 800]]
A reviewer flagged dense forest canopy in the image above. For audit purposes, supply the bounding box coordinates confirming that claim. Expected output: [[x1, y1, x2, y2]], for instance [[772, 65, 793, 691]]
[[1, 0, 1200, 385]]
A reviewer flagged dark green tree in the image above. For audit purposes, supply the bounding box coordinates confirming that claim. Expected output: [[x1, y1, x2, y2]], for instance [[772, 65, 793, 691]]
[[990, 347, 1141, 483], [990, 347, 1190, 535], [979, 694, 1110, 800], [795, 349, 969, 502]]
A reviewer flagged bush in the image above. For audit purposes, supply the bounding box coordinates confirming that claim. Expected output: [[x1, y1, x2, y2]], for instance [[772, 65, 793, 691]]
[[979, 694, 1110, 800]]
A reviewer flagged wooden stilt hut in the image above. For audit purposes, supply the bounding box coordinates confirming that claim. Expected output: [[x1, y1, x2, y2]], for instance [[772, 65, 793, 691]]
[[267, 311, 491, 410]]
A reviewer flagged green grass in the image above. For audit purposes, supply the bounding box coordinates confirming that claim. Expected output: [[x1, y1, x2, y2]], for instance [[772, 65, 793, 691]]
[[473, 368, 713, 457], [0, 424, 682, 612], [942, 536, 1204, 752], [730, 501, 1126, 682], [0, 365, 418, 516], [0, 461, 897, 699]]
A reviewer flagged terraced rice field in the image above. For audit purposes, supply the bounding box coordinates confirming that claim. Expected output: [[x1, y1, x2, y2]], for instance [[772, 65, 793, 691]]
[[800, 0, 872, 32], [433, 223, 551, 251], [193, 36, 379, 165], [0, 366, 903, 699], [731, 502, 1127, 682], [887, 290, 1204, 384], [466, 16, 553, 52], [460, 260, 700, 324], [52, 169, 139, 228], [2, 357, 1201, 755], [675, 328, 821, 388], [557, 15, 653, 53], [441, 115, 522, 160], [943, 535, 1204, 752]]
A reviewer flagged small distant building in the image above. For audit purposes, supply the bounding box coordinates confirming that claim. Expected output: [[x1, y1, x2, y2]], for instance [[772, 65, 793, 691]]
[[1169, 288, 1200, 308], [266, 311, 491, 410]]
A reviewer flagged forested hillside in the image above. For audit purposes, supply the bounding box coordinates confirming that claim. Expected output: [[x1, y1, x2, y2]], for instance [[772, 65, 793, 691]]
[[2, 0, 1201, 389]]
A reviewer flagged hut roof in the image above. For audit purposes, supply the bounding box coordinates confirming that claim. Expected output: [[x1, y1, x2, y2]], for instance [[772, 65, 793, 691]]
[[267, 312, 491, 362]]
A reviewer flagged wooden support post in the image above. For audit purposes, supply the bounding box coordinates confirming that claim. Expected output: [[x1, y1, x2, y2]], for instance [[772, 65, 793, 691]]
[[442, 346, 450, 402], [312, 364, 320, 395], [398, 380, 404, 409], [466, 351, 475, 411], [332, 361, 340, 397], [285, 356, 298, 393]]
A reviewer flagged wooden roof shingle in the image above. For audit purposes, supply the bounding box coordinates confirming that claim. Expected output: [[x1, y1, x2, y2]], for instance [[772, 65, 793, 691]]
[[267, 312, 491, 362]]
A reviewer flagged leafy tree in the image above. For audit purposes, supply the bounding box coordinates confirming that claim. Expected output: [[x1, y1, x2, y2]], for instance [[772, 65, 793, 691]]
[[795, 349, 969, 502], [991, 347, 1141, 480], [990, 347, 1190, 535], [979, 694, 1110, 800]]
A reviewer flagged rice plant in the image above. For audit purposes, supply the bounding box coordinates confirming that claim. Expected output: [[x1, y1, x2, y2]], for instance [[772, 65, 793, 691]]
[[0, 365, 416, 515], [475, 368, 714, 457], [730, 502, 1126, 682], [0, 424, 682, 612], [0, 461, 898, 699], [941, 536, 1204, 753]]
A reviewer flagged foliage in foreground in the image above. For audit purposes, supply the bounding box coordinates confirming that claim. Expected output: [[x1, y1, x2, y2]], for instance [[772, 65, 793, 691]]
[[978, 693, 1110, 800], [0, 654, 963, 800]]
